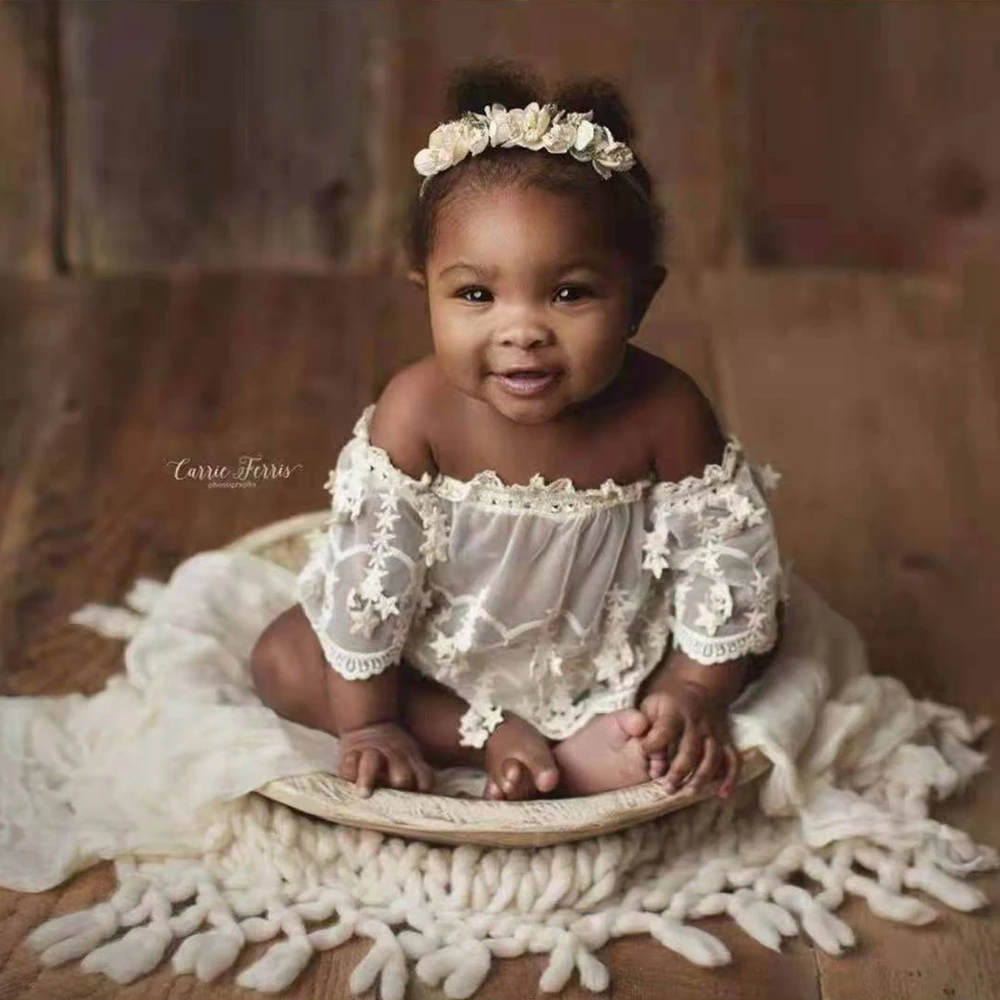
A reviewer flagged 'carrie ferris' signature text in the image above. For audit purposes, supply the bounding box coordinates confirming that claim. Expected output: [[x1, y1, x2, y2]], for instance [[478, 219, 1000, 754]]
[[166, 455, 304, 488]]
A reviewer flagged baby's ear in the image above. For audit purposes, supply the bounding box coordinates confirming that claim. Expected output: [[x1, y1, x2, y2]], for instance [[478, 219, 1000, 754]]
[[407, 268, 428, 290]]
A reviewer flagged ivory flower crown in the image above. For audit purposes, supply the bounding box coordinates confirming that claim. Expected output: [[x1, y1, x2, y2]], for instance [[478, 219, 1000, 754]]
[[413, 101, 638, 197]]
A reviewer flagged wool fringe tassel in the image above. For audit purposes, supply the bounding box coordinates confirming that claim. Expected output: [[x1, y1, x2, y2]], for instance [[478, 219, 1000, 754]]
[[27, 786, 997, 999], [68, 576, 168, 640], [38, 572, 997, 995]]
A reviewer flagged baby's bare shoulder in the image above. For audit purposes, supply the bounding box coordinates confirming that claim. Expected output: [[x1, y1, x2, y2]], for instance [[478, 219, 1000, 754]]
[[630, 353, 728, 483], [368, 357, 439, 480]]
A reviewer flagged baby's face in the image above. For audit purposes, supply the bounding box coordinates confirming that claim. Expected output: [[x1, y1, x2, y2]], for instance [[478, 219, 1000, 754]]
[[420, 184, 635, 425]]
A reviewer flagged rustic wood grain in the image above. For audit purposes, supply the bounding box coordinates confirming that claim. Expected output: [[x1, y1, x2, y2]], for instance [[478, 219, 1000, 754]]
[[0, 1, 54, 275], [743, 2, 1000, 273], [61, 1, 385, 271], [1, 272, 997, 999], [700, 270, 1000, 999], [699, 272, 1000, 698], [9, 2, 999, 276], [0, 274, 377, 694]]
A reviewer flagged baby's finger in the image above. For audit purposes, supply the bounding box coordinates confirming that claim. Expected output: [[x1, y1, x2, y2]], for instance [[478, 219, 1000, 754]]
[[413, 756, 436, 793], [717, 744, 741, 799], [684, 735, 721, 794], [640, 712, 683, 755], [661, 727, 702, 793], [355, 748, 384, 797], [383, 750, 415, 791], [485, 779, 503, 800], [339, 749, 359, 782]]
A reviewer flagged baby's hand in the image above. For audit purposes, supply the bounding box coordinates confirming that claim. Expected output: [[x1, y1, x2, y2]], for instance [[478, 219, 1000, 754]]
[[484, 714, 560, 800], [338, 721, 435, 797], [639, 679, 740, 799]]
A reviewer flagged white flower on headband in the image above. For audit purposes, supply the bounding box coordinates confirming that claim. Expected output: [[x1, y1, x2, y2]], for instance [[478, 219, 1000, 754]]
[[414, 101, 637, 184]]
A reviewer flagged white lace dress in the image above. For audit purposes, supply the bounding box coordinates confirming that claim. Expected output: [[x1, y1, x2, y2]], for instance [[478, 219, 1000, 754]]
[[296, 404, 789, 749]]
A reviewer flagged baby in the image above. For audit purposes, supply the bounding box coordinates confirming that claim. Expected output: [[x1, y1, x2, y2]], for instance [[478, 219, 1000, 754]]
[[251, 60, 786, 803]]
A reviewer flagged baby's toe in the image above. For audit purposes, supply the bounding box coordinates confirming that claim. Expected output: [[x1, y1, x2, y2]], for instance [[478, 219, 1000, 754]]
[[501, 760, 536, 801], [617, 708, 652, 740], [648, 753, 668, 778]]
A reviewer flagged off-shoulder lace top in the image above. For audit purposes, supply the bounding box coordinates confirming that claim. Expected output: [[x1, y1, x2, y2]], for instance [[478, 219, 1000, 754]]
[[296, 404, 788, 748]]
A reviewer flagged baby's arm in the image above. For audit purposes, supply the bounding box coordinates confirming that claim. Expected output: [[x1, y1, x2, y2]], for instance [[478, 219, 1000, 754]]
[[637, 648, 746, 798], [638, 602, 785, 798], [252, 603, 434, 795], [639, 369, 784, 797], [328, 655, 402, 731], [643, 366, 750, 710], [259, 368, 443, 795], [324, 372, 442, 794], [329, 664, 428, 796], [643, 646, 749, 704], [647, 597, 786, 702]]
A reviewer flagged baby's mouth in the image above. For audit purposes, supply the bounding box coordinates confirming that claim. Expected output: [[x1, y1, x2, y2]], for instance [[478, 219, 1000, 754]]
[[492, 370, 561, 396]]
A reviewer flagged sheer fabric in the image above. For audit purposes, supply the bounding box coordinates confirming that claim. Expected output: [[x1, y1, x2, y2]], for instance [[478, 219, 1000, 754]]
[[296, 405, 788, 747]]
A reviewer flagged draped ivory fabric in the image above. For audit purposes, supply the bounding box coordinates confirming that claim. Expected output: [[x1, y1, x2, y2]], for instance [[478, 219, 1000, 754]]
[[296, 405, 786, 747], [0, 542, 995, 998]]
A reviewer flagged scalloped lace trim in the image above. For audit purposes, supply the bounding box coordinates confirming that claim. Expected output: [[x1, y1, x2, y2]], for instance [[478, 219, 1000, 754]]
[[669, 616, 780, 665], [648, 438, 744, 503], [350, 403, 748, 516], [314, 632, 405, 681]]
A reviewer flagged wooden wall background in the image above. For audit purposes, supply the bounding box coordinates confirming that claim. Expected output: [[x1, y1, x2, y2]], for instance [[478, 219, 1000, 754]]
[[1, 0, 999, 278]]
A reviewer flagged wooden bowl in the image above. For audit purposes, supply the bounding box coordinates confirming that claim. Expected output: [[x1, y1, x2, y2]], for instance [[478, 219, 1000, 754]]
[[229, 511, 771, 847]]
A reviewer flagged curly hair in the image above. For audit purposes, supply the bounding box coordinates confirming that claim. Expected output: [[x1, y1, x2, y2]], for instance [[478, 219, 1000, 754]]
[[405, 59, 669, 287]]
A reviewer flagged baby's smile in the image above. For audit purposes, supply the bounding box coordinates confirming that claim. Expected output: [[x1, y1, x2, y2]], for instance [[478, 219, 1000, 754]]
[[490, 369, 562, 398]]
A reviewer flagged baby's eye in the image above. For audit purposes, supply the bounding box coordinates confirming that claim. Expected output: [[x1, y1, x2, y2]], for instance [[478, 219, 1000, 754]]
[[454, 285, 592, 304], [555, 285, 592, 303]]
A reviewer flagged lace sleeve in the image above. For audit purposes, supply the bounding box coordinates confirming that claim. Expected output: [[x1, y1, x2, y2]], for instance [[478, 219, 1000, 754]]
[[295, 434, 450, 681], [642, 445, 785, 665]]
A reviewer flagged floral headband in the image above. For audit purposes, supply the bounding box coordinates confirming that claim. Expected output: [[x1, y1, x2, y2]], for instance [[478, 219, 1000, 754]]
[[413, 101, 639, 197]]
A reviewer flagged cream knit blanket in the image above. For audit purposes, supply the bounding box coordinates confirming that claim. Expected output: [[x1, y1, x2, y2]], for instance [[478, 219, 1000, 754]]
[[1, 549, 996, 998]]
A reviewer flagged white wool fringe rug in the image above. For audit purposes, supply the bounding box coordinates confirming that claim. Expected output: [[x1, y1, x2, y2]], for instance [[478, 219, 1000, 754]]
[[1, 547, 997, 999]]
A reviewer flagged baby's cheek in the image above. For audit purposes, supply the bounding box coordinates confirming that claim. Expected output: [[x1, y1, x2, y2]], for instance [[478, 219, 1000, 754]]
[[433, 350, 485, 396], [572, 344, 630, 398]]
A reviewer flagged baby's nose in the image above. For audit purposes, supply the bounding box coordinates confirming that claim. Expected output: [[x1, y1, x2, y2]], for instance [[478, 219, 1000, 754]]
[[498, 325, 555, 349]]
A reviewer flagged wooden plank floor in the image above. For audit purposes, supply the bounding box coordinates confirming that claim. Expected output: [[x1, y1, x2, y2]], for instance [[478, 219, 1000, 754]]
[[0, 271, 996, 999]]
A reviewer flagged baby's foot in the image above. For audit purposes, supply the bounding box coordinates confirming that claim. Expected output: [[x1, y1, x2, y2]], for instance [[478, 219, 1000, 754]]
[[553, 709, 668, 796], [483, 715, 560, 801]]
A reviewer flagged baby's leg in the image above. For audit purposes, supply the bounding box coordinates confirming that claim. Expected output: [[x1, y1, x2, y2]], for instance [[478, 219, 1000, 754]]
[[250, 605, 337, 733], [397, 663, 486, 769], [250, 606, 483, 769], [252, 606, 558, 798]]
